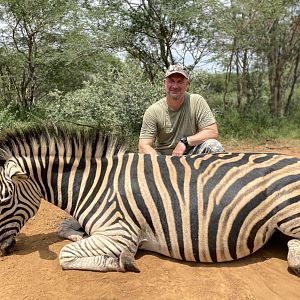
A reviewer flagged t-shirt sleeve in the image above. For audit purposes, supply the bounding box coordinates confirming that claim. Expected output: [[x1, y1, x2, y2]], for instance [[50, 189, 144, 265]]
[[139, 106, 158, 139], [193, 95, 216, 129]]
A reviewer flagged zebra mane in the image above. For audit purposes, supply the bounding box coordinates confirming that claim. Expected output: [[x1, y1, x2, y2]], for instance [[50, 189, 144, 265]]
[[0, 125, 128, 161]]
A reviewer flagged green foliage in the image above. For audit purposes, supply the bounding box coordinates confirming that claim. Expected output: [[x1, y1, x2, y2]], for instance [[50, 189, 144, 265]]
[[91, 0, 217, 79], [217, 106, 300, 141], [0, 0, 300, 147], [1, 65, 299, 149], [36, 62, 163, 145], [189, 71, 228, 98], [0, 104, 38, 131], [0, 0, 119, 108]]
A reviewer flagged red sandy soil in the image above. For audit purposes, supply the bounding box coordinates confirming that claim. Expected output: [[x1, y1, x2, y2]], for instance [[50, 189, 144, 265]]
[[1, 141, 300, 300]]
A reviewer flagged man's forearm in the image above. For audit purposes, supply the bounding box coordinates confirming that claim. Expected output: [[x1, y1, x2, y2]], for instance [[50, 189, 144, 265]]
[[138, 143, 158, 155], [187, 125, 218, 147]]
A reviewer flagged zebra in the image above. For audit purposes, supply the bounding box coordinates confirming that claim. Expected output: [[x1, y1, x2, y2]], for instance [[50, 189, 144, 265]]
[[0, 126, 300, 275]]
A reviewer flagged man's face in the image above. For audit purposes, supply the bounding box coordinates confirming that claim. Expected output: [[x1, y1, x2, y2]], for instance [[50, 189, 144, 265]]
[[164, 74, 189, 100]]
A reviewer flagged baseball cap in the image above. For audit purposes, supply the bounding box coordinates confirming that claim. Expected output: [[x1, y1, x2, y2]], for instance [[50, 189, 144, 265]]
[[165, 64, 189, 80]]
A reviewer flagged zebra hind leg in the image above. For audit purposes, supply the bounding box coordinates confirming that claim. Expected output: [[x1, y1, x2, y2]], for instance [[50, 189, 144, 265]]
[[287, 239, 300, 276], [58, 217, 88, 242], [59, 235, 140, 272]]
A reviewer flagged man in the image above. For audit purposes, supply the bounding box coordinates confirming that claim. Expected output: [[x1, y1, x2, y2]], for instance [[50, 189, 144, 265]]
[[138, 64, 224, 156]]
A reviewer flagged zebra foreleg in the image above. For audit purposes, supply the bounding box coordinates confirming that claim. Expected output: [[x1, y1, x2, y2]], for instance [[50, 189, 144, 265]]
[[59, 235, 140, 272], [287, 239, 300, 276], [58, 217, 88, 242]]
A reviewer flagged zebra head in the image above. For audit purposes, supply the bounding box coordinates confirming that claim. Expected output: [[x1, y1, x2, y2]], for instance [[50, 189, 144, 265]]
[[0, 159, 38, 256]]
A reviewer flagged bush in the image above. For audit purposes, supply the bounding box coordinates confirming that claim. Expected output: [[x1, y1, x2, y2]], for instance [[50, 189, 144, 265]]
[[0, 104, 39, 131], [1, 64, 299, 150], [37, 62, 163, 147], [217, 106, 300, 141]]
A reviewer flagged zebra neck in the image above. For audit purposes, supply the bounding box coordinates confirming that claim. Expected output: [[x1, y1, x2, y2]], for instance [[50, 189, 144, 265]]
[[36, 156, 118, 215]]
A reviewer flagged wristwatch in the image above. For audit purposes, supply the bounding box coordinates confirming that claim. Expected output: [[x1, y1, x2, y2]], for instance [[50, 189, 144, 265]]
[[180, 137, 189, 147]]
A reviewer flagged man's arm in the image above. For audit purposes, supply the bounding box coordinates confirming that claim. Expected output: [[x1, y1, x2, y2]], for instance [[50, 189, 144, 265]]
[[138, 138, 158, 155], [172, 123, 218, 156], [187, 123, 218, 146]]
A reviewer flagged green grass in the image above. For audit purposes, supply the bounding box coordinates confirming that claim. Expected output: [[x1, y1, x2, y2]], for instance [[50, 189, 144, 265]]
[[217, 108, 300, 142]]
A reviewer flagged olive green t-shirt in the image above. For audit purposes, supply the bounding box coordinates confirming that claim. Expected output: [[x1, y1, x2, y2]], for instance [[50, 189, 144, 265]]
[[139, 93, 216, 155]]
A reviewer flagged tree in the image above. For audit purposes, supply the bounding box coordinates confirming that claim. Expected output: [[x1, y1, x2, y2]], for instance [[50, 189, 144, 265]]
[[0, 0, 72, 108], [0, 0, 118, 109], [263, 2, 300, 117], [214, 0, 300, 117], [88, 0, 218, 80]]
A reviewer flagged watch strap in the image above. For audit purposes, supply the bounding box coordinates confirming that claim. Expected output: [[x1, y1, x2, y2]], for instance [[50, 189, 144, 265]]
[[180, 137, 189, 147]]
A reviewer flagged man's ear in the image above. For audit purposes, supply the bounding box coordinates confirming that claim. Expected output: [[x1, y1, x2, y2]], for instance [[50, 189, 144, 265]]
[[4, 160, 29, 182]]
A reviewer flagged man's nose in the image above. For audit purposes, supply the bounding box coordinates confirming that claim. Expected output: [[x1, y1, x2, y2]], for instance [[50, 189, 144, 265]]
[[170, 82, 180, 88]]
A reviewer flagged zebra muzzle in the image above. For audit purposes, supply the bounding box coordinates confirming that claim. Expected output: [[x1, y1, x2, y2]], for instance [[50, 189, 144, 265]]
[[0, 236, 16, 257]]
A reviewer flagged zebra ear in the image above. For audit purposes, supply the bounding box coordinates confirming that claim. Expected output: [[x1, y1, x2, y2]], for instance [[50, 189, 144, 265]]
[[5, 161, 29, 182]]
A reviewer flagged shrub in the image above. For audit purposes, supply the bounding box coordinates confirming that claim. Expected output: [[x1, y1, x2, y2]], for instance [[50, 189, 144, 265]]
[[37, 62, 163, 147], [0, 104, 38, 131]]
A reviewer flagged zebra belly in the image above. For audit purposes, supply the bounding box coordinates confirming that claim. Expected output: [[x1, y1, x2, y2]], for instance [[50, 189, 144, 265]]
[[137, 223, 276, 263]]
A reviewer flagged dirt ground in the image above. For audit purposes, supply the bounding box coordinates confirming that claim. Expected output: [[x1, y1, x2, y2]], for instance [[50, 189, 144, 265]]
[[1, 141, 300, 300]]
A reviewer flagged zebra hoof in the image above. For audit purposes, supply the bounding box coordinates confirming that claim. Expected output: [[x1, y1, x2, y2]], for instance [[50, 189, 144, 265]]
[[66, 234, 84, 242], [119, 250, 140, 273], [287, 239, 300, 277], [0, 236, 16, 256]]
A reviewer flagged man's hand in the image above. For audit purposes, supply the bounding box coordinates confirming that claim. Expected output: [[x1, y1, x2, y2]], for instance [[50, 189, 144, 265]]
[[172, 141, 186, 156]]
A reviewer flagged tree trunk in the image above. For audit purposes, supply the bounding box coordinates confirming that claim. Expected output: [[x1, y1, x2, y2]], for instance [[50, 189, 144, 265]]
[[223, 38, 236, 111], [268, 63, 284, 118], [235, 50, 242, 108], [285, 50, 300, 115]]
